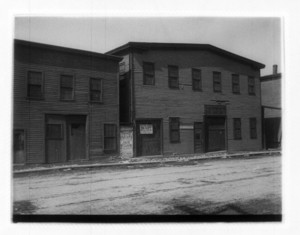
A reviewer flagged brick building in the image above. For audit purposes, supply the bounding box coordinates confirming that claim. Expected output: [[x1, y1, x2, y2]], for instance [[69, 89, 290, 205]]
[[13, 40, 122, 164], [106, 42, 265, 157], [261, 65, 282, 149]]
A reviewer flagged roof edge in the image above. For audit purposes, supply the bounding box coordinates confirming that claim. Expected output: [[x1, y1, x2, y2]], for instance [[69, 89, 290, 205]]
[[105, 42, 265, 69], [15, 39, 122, 62]]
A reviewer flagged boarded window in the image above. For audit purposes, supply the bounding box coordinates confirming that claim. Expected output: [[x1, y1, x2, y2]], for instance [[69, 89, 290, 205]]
[[250, 118, 257, 139], [233, 118, 242, 140], [143, 62, 155, 85], [46, 124, 63, 139], [248, 76, 255, 95], [168, 65, 179, 89], [232, 74, 240, 94], [90, 78, 102, 102], [192, 68, 202, 91], [213, 72, 221, 92], [104, 124, 117, 152], [27, 71, 43, 99], [60, 75, 74, 100], [169, 117, 180, 143]]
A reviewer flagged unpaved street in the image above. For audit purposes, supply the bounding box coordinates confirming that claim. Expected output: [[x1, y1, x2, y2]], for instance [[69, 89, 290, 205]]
[[13, 155, 281, 215]]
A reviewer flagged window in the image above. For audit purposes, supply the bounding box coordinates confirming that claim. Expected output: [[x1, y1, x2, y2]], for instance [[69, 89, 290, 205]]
[[90, 78, 102, 102], [249, 118, 257, 139], [13, 130, 25, 152], [233, 118, 242, 140], [143, 62, 155, 85], [168, 65, 179, 89], [192, 68, 202, 91], [213, 72, 221, 92], [169, 117, 180, 143], [27, 71, 43, 99], [46, 124, 63, 139], [248, 76, 255, 95], [60, 75, 74, 100], [232, 74, 240, 94], [104, 124, 117, 152]]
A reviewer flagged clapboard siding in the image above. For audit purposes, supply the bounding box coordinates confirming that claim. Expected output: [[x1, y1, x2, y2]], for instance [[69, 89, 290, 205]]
[[13, 41, 120, 164], [132, 49, 262, 153]]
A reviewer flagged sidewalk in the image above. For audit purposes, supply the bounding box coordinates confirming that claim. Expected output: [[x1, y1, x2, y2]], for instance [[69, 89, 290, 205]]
[[13, 150, 281, 175]]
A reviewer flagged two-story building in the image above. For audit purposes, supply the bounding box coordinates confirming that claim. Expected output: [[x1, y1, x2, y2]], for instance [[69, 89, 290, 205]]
[[106, 42, 265, 157], [13, 39, 122, 164]]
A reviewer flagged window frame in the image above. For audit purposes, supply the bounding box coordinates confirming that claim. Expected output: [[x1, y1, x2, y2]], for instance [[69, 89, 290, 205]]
[[249, 118, 257, 139], [192, 68, 202, 91], [103, 123, 117, 153], [89, 77, 103, 103], [232, 74, 240, 94], [213, 71, 222, 93], [143, 62, 155, 86], [169, 117, 180, 143], [168, 65, 179, 89], [60, 74, 75, 101], [233, 118, 242, 140], [248, 76, 256, 95], [26, 70, 44, 100]]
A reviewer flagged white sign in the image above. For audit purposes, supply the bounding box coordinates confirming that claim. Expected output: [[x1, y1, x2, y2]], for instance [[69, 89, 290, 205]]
[[140, 124, 153, 134]]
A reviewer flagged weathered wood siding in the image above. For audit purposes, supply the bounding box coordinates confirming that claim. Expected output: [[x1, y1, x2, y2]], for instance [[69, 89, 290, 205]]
[[13, 44, 119, 164], [132, 49, 262, 153]]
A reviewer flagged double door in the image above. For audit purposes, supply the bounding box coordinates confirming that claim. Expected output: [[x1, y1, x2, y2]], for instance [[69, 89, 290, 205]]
[[46, 115, 86, 163]]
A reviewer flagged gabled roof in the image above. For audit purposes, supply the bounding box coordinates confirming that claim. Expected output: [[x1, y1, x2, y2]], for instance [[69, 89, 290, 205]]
[[15, 39, 122, 62], [105, 42, 265, 69]]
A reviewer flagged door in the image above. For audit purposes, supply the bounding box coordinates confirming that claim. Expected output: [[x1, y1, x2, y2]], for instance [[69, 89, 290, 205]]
[[136, 119, 162, 156], [13, 129, 25, 164], [46, 115, 66, 163], [206, 117, 226, 152], [67, 115, 86, 161], [194, 122, 204, 153]]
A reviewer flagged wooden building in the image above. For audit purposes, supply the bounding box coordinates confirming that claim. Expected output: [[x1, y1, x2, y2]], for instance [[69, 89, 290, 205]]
[[106, 42, 265, 157], [13, 40, 122, 164], [261, 65, 282, 149]]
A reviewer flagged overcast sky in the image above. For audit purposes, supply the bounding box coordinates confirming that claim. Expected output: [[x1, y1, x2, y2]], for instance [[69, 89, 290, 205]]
[[15, 17, 281, 76]]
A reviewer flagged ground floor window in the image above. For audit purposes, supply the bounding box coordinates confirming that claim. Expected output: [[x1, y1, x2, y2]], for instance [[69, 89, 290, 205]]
[[104, 124, 117, 152], [169, 117, 180, 143], [233, 118, 242, 140], [250, 118, 257, 139], [13, 129, 25, 163]]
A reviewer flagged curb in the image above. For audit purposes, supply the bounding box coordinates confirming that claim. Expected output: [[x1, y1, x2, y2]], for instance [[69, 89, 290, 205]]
[[13, 150, 281, 175]]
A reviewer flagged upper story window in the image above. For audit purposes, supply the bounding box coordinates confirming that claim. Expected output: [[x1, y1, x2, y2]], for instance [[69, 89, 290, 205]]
[[248, 76, 255, 95], [249, 118, 257, 139], [143, 62, 155, 85], [232, 74, 240, 94], [168, 65, 179, 89], [119, 62, 125, 74], [27, 71, 43, 99], [213, 71, 221, 92], [60, 74, 74, 101], [90, 78, 103, 102], [233, 118, 242, 140], [169, 117, 180, 143], [192, 68, 202, 91]]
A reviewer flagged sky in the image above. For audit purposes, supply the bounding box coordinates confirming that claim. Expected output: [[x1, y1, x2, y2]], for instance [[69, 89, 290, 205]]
[[15, 17, 281, 76]]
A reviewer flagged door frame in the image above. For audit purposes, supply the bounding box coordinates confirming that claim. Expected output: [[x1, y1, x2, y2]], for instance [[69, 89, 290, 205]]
[[135, 118, 163, 157], [204, 115, 228, 152]]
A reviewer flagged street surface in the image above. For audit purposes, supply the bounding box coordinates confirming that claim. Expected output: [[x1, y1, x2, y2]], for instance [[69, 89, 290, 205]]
[[13, 155, 281, 215]]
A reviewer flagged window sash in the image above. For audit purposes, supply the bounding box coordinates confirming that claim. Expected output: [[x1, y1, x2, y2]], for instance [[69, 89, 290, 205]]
[[192, 69, 202, 90], [90, 78, 102, 102], [168, 66, 179, 88], [248, 77, 255, 95], [232, 75, 240, 93], [213, 72, 221, 92], [169, 118, 180, 142], [27, 71, 43, 98]]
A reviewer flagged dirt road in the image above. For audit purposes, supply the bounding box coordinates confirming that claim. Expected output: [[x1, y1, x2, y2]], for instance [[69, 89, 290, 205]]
[[13, 155, 281, 215]]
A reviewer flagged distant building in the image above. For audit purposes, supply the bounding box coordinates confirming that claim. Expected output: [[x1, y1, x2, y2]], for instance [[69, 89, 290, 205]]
[[13, 40, 122, 164], [106, 42, 265, 157], [261, 65, 282, 149]]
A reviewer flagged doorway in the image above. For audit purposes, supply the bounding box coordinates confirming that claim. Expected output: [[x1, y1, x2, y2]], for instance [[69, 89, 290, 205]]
[[205, 117, 226, 152]]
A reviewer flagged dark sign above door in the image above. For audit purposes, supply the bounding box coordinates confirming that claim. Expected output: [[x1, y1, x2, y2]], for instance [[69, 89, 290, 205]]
[[205, 105, 226, 116]]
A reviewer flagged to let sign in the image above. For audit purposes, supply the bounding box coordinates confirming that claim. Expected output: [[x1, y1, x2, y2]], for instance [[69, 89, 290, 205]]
[[140, 124, 153, 134]]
